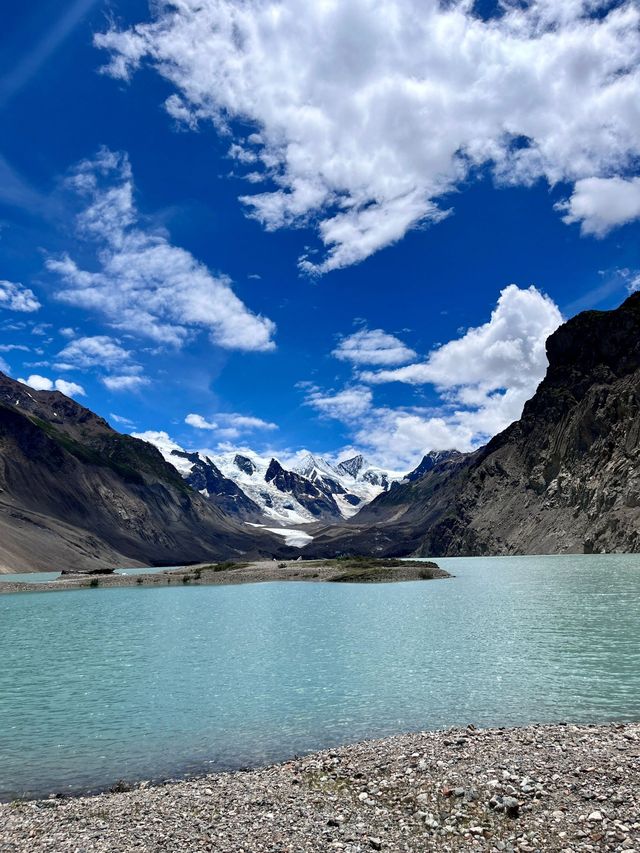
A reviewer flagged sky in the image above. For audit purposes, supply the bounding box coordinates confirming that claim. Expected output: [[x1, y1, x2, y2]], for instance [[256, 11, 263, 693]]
[[1, 0, 639, 471]]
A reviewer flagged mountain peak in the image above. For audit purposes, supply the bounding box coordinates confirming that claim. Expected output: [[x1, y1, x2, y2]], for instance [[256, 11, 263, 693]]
[[406, 449, 464, 482], [294, 453, 337, 479], [234, 453, 257, 476], [336, 454, 366, 478]]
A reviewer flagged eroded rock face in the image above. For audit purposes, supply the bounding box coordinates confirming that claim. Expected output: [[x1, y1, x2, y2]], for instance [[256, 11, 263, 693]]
[[310, 293, 640, 557]]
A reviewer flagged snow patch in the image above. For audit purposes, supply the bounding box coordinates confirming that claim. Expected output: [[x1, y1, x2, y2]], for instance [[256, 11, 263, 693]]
[[264, 527, 314, 547]]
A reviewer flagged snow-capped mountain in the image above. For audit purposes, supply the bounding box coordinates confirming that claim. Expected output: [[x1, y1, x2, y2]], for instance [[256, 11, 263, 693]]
[[151, 439, 405, 525], [169, 450, 264, 519], [292, 453, 404, 517]]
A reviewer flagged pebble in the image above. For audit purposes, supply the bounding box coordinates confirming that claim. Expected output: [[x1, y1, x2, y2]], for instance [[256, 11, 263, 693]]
[[1, 722, 639, 852]]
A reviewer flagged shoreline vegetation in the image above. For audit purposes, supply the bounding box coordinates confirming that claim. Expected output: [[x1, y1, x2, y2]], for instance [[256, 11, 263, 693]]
[[2, 722, 638, 851], [0, 557, 451, 595]]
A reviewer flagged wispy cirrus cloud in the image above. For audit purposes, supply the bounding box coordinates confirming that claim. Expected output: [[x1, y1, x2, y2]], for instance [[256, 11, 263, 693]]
[[102, 375, 150, 392], [0, 0, 99, 108], [46, 148, 276, 351], [96, 0, 640, 273], [186, 411, 278, 440]]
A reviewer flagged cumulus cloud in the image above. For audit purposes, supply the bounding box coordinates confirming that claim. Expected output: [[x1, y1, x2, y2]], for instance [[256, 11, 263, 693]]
[[333, 328, 416, 366], [17, 374, 86, 397], [361, 285, 562, 392], [303, 285, 563, 468], [46, 148, 276, 350], [0, 280, 41, 312], [185, 413, 218, 431], [556, 177, 640, 237], [353, 409, 474, 469], [54, 379, 86, 397], [19, 374, 52, 391], [360, 285, 562, 448], [96, 1, 640, 273], [131, 430, 183, 453]]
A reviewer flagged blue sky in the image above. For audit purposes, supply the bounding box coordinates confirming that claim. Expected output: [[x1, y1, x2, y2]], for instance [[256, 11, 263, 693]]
[[1, 0, 639, 470]]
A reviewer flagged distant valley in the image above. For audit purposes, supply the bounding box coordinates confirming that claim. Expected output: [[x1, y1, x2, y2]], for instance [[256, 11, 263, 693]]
[[1, 293, 639, 572]]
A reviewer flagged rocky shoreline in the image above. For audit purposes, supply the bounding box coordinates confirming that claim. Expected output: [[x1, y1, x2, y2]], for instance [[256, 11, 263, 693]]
[[1, 723, 638, 851], [0, 558, 450, 595]]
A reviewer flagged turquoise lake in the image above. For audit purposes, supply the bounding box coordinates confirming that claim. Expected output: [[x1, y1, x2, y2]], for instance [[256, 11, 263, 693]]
[[1, 554, 639, 800]]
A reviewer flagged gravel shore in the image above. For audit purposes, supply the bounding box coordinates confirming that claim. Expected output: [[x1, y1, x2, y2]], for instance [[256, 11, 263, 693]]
[[0, 559, 450, 594], [1, 723, 638, 852]]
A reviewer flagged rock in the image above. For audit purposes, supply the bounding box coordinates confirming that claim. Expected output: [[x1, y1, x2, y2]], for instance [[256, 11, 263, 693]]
[[503, 796, 521, 818]]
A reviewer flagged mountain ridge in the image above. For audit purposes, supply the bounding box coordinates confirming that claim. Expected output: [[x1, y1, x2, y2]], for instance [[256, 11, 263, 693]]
[[152, 444, 405, 525], [0, 374, 287, 572]]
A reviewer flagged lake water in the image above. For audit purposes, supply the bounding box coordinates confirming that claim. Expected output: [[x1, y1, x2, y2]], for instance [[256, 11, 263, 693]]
[[1, 554, 639, 801]]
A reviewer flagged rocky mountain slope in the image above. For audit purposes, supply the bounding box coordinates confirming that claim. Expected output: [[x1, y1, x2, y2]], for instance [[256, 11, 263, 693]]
[[0, 374, 285, 572], [309, 293, 640, 557]]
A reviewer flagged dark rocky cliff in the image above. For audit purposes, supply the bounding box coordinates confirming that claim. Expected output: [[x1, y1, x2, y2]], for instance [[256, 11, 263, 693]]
[[309, 293, 640, 557]]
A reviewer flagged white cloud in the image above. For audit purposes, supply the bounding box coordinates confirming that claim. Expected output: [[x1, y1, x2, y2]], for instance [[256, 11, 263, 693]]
[[361, 285, 562, 395], [54, 379, 86, 398], [17, 374, 86, 397], [186, 411, 278, 438], [55, 335, 136, 372], [353, 409, 474, 469], [333, 328, 416, 366], [109, 412, 136, 428], [220, 413, 278, 431], [0, 357, 9, 374], [302, 285, 563, 468], [0, 280, 41, 312], [0, 344, 29, 352], [97, 1, 640, 273], [131, 430, 183, 453], [557, 177, 640, 236], [185, 413, 218, 431], [46, 148, 275, 350], [303, 385, 373, 420], [31, 323, 52, 336], [19, 374, 53, 391], [102, 374, 150, 392]]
